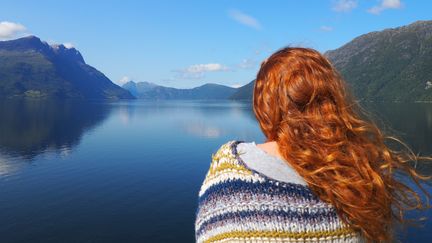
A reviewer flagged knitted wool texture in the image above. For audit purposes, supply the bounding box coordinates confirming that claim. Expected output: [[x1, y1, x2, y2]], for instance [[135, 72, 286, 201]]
[[194, 140, 366, 243]]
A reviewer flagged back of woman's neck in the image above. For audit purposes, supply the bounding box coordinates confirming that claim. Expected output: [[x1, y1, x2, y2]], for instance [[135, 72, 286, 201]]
[[256, 141, 284, 160]]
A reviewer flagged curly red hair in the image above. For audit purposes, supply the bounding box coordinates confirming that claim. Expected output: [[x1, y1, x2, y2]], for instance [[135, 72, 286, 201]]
[[253, 47, 431, 242]]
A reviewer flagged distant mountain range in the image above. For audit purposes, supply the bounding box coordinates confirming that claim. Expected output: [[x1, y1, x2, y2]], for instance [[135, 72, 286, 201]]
[[122, 81, 237, 100], [230, 20, 432, 102], [1, 20, 431, 101], [0, 36, 133, 99]]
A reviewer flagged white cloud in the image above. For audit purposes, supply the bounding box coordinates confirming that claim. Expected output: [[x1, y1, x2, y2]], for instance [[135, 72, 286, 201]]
[[0, 21, 27, 40], [174, 63, 229, 79], [63, 42, 74, 49], [332, 0, 358, 12], [184, 63, 229, 73], [367, 0, 402, 14], [48, 40, 76, 50], [320, 26, 334, 32], [117, 76, 132, 85], [228, 9, 262, 30]]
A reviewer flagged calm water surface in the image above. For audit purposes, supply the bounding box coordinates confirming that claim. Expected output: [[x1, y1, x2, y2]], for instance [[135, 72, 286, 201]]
[[0, 99, 431, 242]]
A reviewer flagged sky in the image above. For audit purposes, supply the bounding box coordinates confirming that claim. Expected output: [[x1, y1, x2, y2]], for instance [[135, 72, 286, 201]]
[[0, 0, 431, 89]]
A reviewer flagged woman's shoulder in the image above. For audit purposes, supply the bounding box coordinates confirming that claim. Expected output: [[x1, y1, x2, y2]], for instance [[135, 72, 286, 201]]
[[197, 140, 257, 197], [210, 140, 308, 184], [236, 140, 309, 185], [198, 139, 315, 199]]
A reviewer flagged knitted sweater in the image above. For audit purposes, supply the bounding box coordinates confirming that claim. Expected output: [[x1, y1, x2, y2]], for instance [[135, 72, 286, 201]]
[[194, 140, 366, 243]]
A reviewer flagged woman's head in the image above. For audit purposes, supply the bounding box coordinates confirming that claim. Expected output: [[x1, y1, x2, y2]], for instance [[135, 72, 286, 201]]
[[254, 47, 350, 141], [253, 46, 431, 242]]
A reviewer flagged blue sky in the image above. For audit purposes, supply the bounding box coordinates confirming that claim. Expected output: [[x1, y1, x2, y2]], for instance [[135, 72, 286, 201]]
[[0, 0, 431, 88]]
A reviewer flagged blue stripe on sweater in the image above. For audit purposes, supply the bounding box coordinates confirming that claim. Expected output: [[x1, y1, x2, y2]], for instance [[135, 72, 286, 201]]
[[196, 207, 338, 236], [198, 178, 319, 205]]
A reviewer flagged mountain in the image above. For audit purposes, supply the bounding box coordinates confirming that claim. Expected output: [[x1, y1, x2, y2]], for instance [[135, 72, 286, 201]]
[[122, 81, 237, 99], [324, 20, 432, 102], [229, 79, 255, 100], [122, 81, 158, 97], [0, 36, 134, 99], [230, 20, 432, 102]]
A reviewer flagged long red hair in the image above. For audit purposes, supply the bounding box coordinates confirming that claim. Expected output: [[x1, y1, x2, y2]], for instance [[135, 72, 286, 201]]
[[253, 47, 431, 242]]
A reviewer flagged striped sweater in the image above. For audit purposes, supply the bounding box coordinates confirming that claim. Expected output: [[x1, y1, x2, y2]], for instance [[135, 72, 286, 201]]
[[194, 140, 366, 243]]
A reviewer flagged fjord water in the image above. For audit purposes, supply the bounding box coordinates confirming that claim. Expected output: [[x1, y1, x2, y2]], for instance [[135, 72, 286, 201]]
[[0, 99, 431, 242]]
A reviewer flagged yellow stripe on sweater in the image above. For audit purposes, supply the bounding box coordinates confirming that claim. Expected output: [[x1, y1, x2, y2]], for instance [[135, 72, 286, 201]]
[[208, 162, 252, 177], [204, 228, 358, 243]]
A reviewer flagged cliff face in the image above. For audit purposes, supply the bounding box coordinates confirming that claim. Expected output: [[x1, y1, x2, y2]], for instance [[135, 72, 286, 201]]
[[325, 20, 432, 102], [0, 36, 134, 99]]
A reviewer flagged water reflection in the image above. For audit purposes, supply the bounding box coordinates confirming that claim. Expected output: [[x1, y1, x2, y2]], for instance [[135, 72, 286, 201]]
[[363, 102, 432, 178], [0, 154, 26, 176], [364, 102, 432, 154], [0, 99, 112, 160], [182, 121, 224, 138], [107, 100, 259, 141]]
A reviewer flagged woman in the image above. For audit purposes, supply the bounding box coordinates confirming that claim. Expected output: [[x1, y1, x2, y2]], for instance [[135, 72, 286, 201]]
[[194, 47, 431, 243]]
